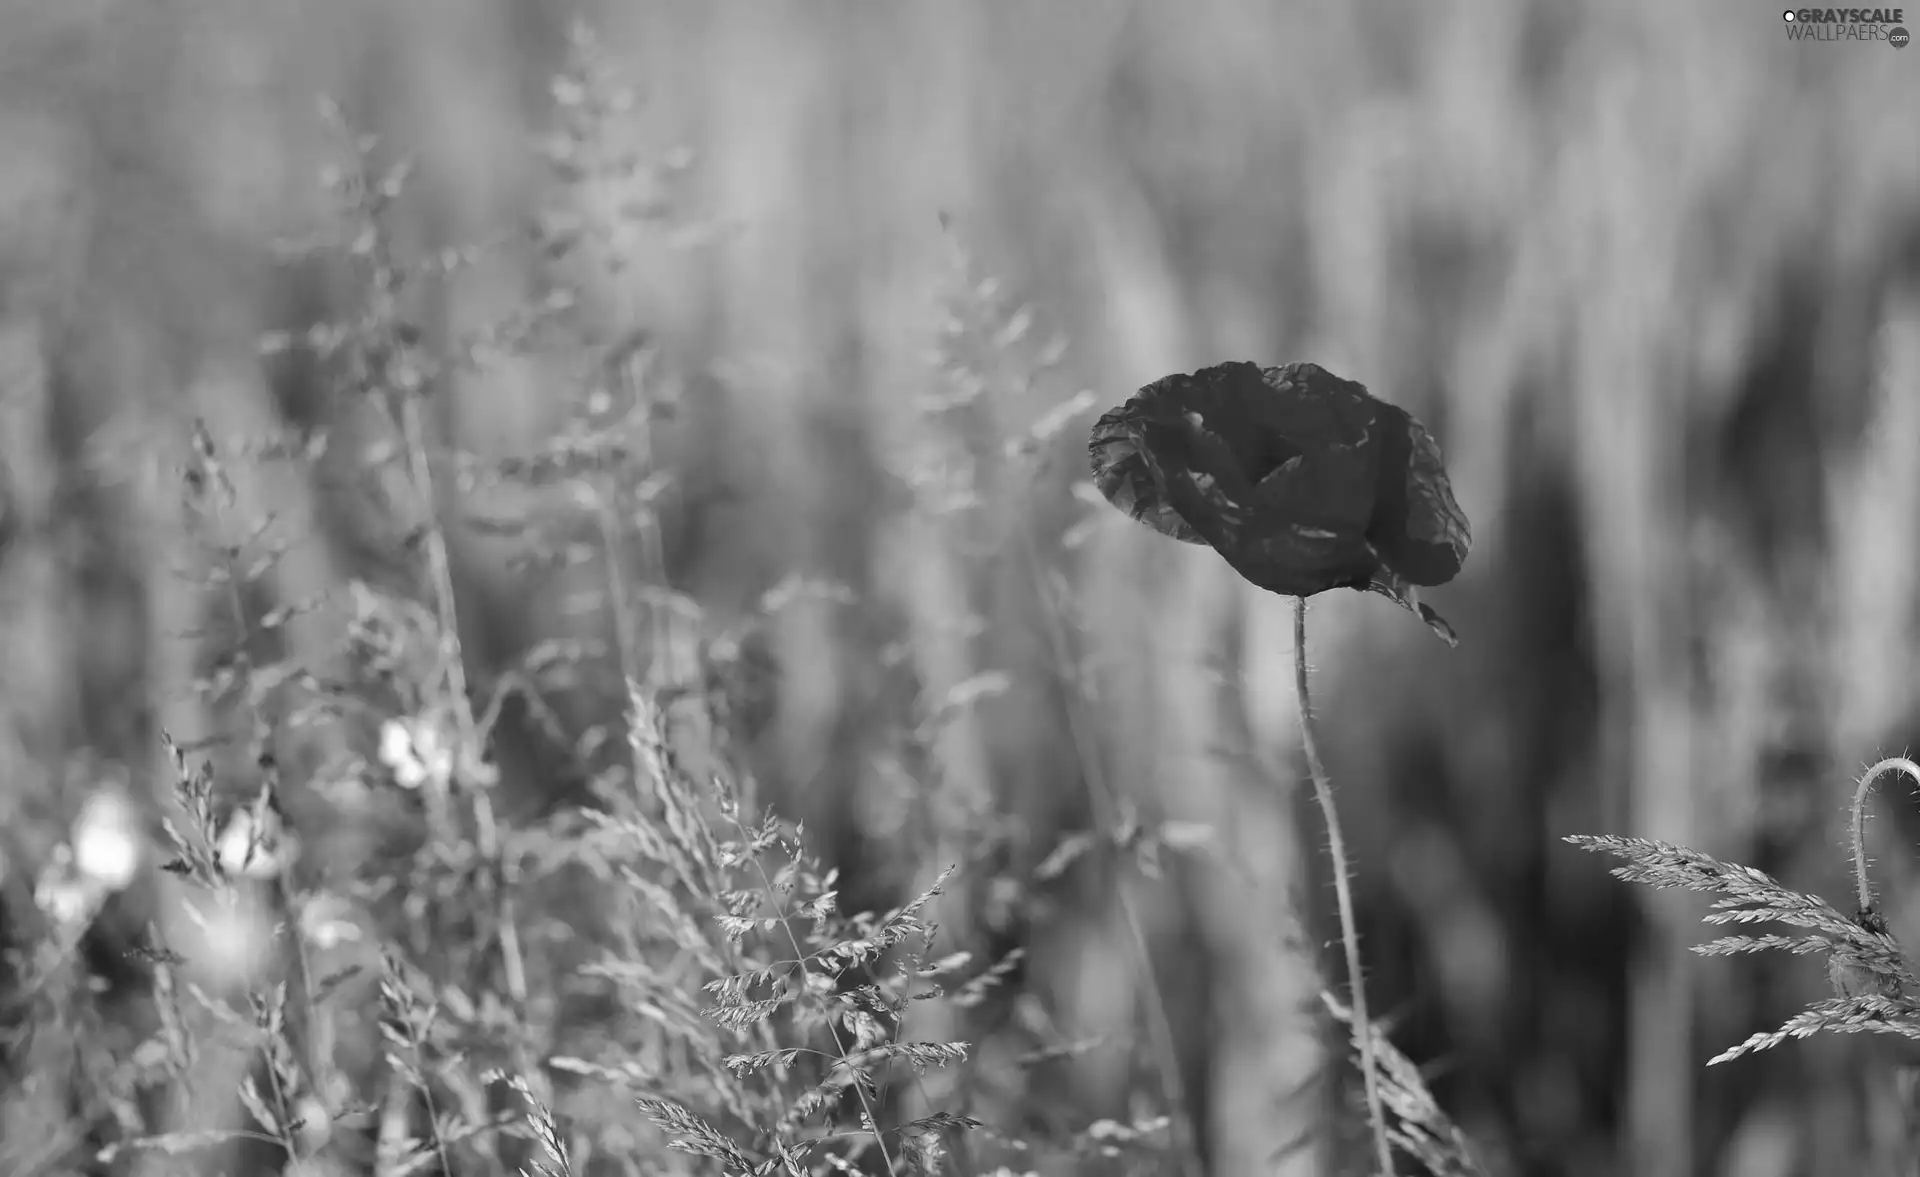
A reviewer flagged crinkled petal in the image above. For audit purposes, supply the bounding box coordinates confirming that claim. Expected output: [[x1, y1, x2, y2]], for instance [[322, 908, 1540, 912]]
[[1366, 409, 1471, 587], [1089, 405, 1208, 544]]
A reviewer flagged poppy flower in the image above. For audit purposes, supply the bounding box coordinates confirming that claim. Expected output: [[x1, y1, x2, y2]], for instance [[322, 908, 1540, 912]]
[[1089, 361, 1470, 644]]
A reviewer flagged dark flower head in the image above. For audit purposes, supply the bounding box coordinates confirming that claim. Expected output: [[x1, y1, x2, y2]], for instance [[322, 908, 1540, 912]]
[[1089, 361, 1471, 644]]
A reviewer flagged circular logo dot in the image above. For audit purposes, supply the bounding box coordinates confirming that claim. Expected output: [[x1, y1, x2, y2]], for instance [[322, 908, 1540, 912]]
[[1892, 26, 1911, 47], [1783, 8, 1796, 19]]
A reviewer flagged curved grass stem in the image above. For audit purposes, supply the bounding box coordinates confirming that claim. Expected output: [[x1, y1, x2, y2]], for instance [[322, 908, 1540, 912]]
[[1295, 597, 1395, 1177], [1849, 756, 1920, 915]]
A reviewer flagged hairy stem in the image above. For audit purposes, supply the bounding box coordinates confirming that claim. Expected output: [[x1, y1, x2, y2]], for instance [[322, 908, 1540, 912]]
[[1295, 598, 1394, 1177], [1849, 756, 1920, 914]]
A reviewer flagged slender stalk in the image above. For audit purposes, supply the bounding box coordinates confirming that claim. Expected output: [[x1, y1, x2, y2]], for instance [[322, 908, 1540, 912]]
[[1849, 756, 1920, 914], [1294, 597, 1394, 1176], [1015, 523, 1206, 1177], [732, 812, 901, 1177], [395, 391, 527, 994]]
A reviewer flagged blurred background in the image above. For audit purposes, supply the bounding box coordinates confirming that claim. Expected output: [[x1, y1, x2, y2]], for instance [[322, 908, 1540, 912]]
[[1, 2, 1918, 1175]]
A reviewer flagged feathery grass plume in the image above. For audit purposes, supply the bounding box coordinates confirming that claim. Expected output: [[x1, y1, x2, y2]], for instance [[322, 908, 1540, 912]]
[[1565, 832, 1920, 1064]]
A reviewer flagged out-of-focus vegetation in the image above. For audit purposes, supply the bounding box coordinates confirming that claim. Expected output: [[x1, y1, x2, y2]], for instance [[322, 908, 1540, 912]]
[[1, 3, 1917, 1175]]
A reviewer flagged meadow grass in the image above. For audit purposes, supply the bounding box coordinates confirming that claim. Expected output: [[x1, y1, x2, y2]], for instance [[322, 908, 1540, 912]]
[[2, 7, 1918, 1176]]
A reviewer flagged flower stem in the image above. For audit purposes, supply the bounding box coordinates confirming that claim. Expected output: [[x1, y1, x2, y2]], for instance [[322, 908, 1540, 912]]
[[1849, 756, 1920, 914], [1294, 597, 1394, 1176]]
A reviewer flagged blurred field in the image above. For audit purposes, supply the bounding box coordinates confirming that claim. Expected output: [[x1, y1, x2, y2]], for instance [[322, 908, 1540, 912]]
[[1, 2, 1918, 1175]]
